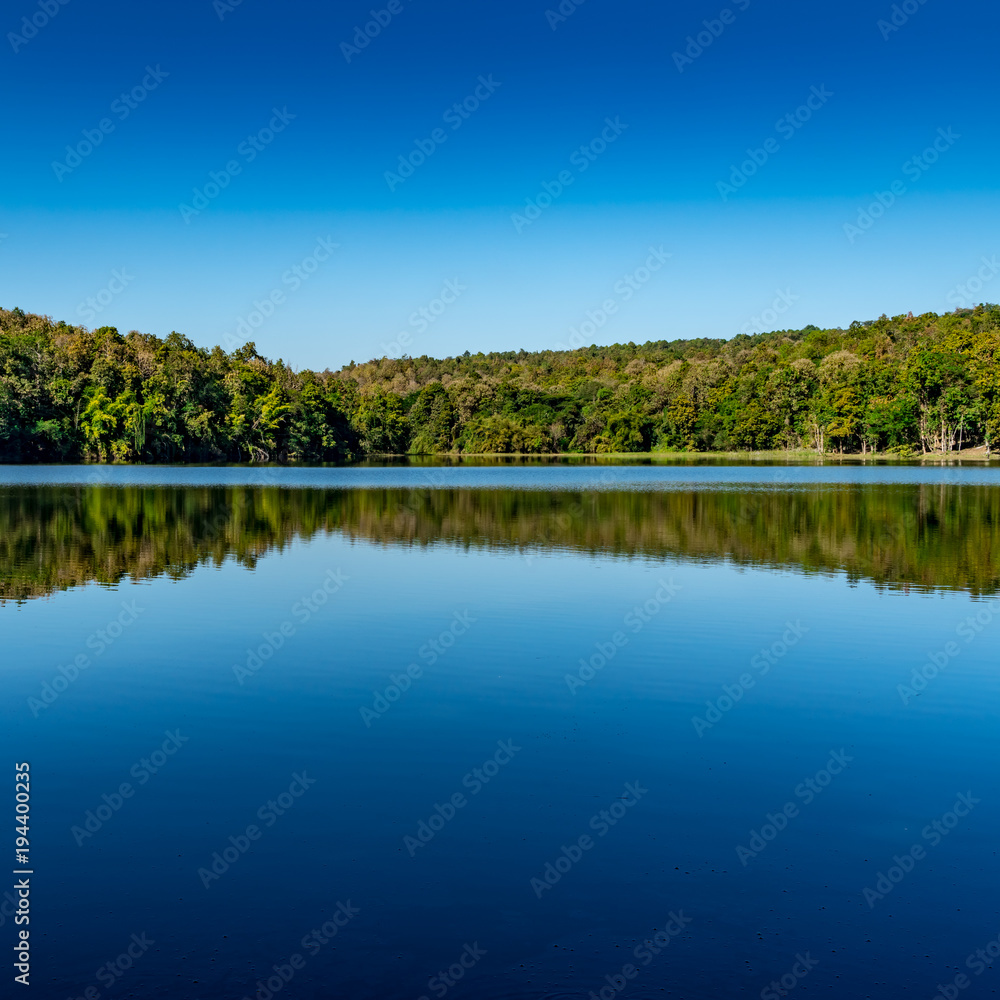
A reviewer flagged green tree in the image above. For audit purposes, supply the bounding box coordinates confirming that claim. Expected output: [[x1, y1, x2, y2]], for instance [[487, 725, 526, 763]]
[[355, 392, 408, 454]]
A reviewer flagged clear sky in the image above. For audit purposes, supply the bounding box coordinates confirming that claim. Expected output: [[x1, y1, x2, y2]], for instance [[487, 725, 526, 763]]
[[2, 0, 997, 370]]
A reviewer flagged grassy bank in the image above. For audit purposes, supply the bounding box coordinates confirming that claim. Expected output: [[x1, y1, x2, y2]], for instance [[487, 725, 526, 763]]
[[365, 448, 998, 464]]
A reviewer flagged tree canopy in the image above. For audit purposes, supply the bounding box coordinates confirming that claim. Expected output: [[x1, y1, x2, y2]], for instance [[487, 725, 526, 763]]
[[2, 303, 1000, 461]]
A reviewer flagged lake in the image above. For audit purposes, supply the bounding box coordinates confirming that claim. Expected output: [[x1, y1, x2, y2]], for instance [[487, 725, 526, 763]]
[[3, 462, 999, 999]]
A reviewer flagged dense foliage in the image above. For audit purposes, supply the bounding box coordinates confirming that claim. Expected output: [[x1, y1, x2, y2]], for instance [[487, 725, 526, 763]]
[[3, 304, 1000, 461], [4, 483, 999, 602]]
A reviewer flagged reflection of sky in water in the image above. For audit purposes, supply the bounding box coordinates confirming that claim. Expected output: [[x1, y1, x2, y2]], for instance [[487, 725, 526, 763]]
[[2, 470, 999, 998], [1, 462, 999, 488]]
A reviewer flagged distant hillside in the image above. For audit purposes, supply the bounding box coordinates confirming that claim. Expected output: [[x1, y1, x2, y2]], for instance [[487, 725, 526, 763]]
[[1, 304, 999, 461]]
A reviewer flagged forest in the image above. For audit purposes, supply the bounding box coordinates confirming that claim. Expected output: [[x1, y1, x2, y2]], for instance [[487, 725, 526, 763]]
[[1, 303, 999, 461]]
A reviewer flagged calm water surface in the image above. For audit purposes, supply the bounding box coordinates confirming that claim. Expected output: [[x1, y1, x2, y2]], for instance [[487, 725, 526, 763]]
[[2, 464, 999, 999]]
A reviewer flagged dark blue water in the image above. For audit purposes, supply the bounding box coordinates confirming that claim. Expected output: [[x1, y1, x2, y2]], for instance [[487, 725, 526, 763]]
[[3, 466, 999, 999]]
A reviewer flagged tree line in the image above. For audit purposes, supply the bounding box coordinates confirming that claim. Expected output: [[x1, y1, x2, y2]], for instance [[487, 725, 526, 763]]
[[1, 303, 999, 461]]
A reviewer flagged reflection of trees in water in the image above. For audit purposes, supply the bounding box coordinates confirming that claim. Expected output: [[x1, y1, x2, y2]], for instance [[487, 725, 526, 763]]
[[2, 484, 998, 602]]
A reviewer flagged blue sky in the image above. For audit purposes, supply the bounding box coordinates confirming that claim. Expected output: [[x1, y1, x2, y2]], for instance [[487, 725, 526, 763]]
[[2, 0, 997, 369]]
